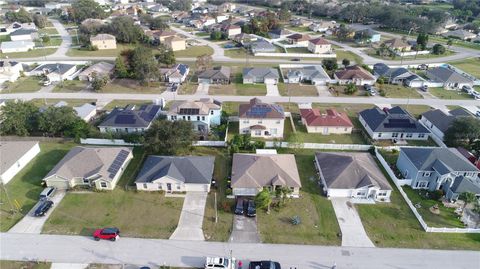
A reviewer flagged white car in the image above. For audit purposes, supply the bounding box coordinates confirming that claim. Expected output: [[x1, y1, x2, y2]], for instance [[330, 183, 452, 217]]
[[43, 80, 52, 86], [205, 257, 236, 269]]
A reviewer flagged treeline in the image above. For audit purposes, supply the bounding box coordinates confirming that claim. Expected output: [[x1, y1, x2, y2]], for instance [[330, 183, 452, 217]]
[[4, 7, 48, 28]]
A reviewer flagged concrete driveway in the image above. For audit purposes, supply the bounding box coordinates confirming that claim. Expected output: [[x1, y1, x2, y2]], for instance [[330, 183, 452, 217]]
[[266, 83, 279, 96], [169, 192, 207, 241], [229, 214, 261, 243], [330, 198, 375, 248], [195, 83, 210, 95], [8, 191, 66, 234]]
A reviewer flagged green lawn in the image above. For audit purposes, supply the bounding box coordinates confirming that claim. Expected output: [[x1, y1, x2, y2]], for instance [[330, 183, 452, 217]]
[[1, 76, 42, 93], [329, 85, 369, 97], [286, 26, 313, 33], [286, 47, 311, 54], [174, 46, 213, 57], [278, 83, 318, 96], [392, 104, 432, 118], [224, 48, 248, 58], [101, 79, 165, 94], [39, 28, 59, 35], [449, 58, 480, 79], [0, 261, 51, 269], [378, 84, 423, 99], [178, 82, 197, 95], [67, 44, 135, 57], [195, 32, 210, 37], [334, 50, 364, 64], [103, 100, 153, 111], [208, 73, 267, 96], [0, 35, 11, 42], [257, 149, 341, 245], [222, 101, 244, 116], [0, 48, 57, 58], [428, 88, 473, 100], [366, 49, 455, 61], [30, 99, 96, 107], [0, 142, 76, 232], [52, 80, 88, 93]]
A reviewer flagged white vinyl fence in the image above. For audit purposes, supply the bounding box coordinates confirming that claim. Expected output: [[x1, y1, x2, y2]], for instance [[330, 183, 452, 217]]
[[80, 138, 141, 146], [254, 52, 336, 58], [265, 141, 372, 151]]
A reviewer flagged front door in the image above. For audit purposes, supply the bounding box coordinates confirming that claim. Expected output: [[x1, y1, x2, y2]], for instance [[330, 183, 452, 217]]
[[167, 183, 172, 192]]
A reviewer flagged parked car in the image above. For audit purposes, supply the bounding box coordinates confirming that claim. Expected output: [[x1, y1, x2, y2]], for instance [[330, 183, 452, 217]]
[[93, 227, 120, 241], [43, 80, 51, 86], [39, 187, 56, 200], [234, 198, 244, 215], [364, 84, 377, 96], [462, 85, 473, 93], [291, 58, 301, 61], [34, 200, 54, 217], [475, 111, 480, 118], [420, 85, 428, 92], [205, 257, 236, 269], [246, 199, 256, 217], [249, 261, 281, 269]]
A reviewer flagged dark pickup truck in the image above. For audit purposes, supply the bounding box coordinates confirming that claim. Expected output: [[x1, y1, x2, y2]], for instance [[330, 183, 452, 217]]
[[249, 261, 281, 269]]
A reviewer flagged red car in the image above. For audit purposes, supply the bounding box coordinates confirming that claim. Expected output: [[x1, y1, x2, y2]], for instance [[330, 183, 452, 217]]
[[93, 227, 120, 241]]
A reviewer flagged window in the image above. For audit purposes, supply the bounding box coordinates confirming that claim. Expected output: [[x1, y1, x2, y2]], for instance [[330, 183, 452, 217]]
[[254, 130, 261, 136], [392, 133, 399, 138], [406, 133, 413, 138], [158, 184, 162, 190], [187, 116, 191, 120], [378, 133, 382, 138], [423, 172, 431, 177], [258, 120, 262, 124], [378, 192, 387, 197], [344, 128, 348, 131], [356, 191, 366, 196], [418, 133, 425, 138], [177, 184, 181, 190], [100, 182, 107, 188], [202, 116, 205, 120], [270, 128, 277, 135], [83, 178, 89, 184], [276, 120, 281, 124], [171, 116, 177, 120], [183, 116, 186, 120], [417, 181, 428, 188], [197, 116, 200, 121], [143, 183, 147, 189], [243, 120, 249, 124], [210, 110, 214, 115]]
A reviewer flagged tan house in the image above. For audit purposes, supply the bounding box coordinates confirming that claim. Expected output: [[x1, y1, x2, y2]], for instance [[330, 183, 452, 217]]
[[90, 34, 117, 50], [231, 152, 302, 197], [43, 147, 133, 190], [153, 29, 177, 42], [286, 33, 311, 46], [383, 38, 411, 52], [239, 98, 285, 138], [221, 24, 241, 37], [164, 36, 186, 51], [308, 37, 332, 54], [300, 108, 353, 134]]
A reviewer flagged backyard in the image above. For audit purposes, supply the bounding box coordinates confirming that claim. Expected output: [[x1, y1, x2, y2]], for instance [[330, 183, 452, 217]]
[[1, 76, 42, 93]]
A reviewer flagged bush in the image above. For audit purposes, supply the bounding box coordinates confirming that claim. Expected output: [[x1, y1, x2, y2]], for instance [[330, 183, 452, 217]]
[[291, 215, 301, 225], [379, 89, 386, 97], [429, 190, 444, 201]]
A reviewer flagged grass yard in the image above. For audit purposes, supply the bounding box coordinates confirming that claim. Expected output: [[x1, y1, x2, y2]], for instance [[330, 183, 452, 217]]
[[334, 50, 364, 64], [0, 261, 51, 269], [174, 46, 214, 57], [449, 58, 480, 79], [286, 47, 311, 54], [101, 79, 165, 94], [195, 32, 210, 37], [222, 101, 244, 116], [428, 88, 474, 100], [178, 81, 198, 95], [52, 80, 88, 93], [0, 35, 11, 42], [224, 48, 249, 58], [0, 48, 57, 58], [39, 28, 59, 35], [278, 83, 318, 96], [257, 149, 341, 245], [0, 142, 76, 232], [209, 73, 267, 96], [103, 100, 153, 111], [31, 99, 96, 107], [329, 85, 369, 97], [1, 76, 42, 93], [378, 84, 423, 99], [67, 44, 134, 57]]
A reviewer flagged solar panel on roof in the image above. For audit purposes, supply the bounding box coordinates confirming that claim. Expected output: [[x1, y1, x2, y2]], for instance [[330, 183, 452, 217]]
[[179, 108, 200, 115], [384, 118, 416, 128], [107, 150, 130, 176], [114, 114, 136, 124]]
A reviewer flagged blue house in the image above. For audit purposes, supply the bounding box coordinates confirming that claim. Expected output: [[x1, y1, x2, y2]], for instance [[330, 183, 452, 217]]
[[396, 147, 480, 200], [354, 29, 381, 44]]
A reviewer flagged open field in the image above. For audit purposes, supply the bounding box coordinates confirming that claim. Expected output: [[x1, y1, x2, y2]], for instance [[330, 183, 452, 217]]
[[378, 84, 423, 99], [39, 28, 59, 35], [1, 76, 42, 93], [334, 50, 364, 64], [101, 79, 165, 94], [448, 58, 480, 79], [0, 261, 51, 269], [174, 46, 213, 57]]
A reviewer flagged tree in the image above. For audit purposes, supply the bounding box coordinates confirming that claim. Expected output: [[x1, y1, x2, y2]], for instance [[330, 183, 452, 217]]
[[322, 58, 338, 72], [144, 119, 195, 155], [195, 54, 213, 71], [41, 35, 51, 44], [342, 58, 350, 67], [446, 39, 453, 48], [131, 46, 159, 83], [459, 192, 477, 215], [210, 31, 223, 40], [156, 45, 176, 66], [91, 72, 109, 92], [5, 8, 32, 23], [278, 8, 291, 22], [37, 106, 82, 137], [0, 100, 38, 136], [255, 189, 272, 213], [432, 43, 446, 55], [107, 16, 145, 43], [344, 83, 357, 95], [416, 33, 429, 51], [114, 56, 130, 78], [70, 0, 106, 24], [149, 17, 169, 31], [33, 14, 48, 28], [444, 117, 480, 153]]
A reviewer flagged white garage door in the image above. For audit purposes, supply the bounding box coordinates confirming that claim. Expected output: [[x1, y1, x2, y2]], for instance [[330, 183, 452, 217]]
[[46, 180, 70, 190]]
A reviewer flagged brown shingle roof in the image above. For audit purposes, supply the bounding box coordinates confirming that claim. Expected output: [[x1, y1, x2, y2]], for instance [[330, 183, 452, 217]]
[[309, 37, 330, 45], [334, 65, 375, 80], [300, 108, 353, 127]]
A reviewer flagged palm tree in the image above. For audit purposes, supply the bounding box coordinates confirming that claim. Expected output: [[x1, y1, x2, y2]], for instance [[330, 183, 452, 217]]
[[459, 192, 477, 215]]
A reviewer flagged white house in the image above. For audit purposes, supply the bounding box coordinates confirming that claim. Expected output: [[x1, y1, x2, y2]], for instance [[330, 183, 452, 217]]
[[239, 98, 285, 138], [27, 64, 78, 82], [167, 98, 222, 134], [308, 38, 332, 54], [0, 141, 40, 184], [0, 61, 23, 84], [0, 41, 35, 53]]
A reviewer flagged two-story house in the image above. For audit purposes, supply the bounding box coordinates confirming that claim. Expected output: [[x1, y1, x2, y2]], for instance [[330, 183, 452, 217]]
[[167, 98, 222, 134], [98, 104, 162, 133], [90, 34, 117, 50], [239, 98, 285, 138], [420, 108, 472, 141]]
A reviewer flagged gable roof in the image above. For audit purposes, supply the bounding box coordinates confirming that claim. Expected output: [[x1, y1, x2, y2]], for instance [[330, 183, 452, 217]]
[[359, 106, 429, 133], [400, 147, 479, 173], [0, 141, 38, 173], [80, 62, 114, 76], [231, 153, 301, 188], [90, 33, 116, 41], [285, 65, 330, 81], [0, 40, 34, 50], [450, 176, 480, 194], [243, 67, 279, 80], [373, 63, 411, 78], [10, 28, 36, 36], [287, 33, 310, 41], [159, 64, 189, 78], [426, 67, 473, 84], [135, 156, 214, 184], [268, 28, 292, 36], [300, 108, 353, 127], [309, 37, 330, 45], [44, 146, 132, 182], [315, 152, 392, 190], [249, 39, 275, 51], [335, 65, 375, 80], [421, 108, 471, 133], [99, 104, 161, 128], [168, 98, 221, 116], [383, 38, 410, 49], [32, 63, 76, 75], [198, 66, 231, 80], [239, 98, 284, 119]]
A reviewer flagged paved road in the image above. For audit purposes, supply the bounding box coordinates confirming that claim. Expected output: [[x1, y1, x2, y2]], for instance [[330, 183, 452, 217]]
[[171, 25, 227, 60], [170, 192, 207, 241], [48, 18, 72, 58], [1, 233, 479, 269]]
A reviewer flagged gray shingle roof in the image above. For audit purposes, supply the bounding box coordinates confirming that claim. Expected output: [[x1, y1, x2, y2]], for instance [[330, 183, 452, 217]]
[[373, 63, 411, 78], [32, 63, 76, 75], [0, 141, 38, 174], [359, 106, 429, 133], [422, 108, 471, 133], [135, 156, 215, 184], [450, 176, 480, 194], [243, 67, 279, 80], [426, 67, 473, 84], [198, 66, 231, 80], [10, 28, 36, 36], [99, 104, 161, 128], [400, 147, 479, 173]]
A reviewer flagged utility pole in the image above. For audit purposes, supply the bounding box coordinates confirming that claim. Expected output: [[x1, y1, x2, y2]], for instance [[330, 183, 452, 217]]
[[1, 183, 16, 215], [214, 191, 218, 223]]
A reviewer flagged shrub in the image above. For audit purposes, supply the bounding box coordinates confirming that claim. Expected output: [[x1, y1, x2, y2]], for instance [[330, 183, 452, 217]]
[[291, 215, 301, 225]]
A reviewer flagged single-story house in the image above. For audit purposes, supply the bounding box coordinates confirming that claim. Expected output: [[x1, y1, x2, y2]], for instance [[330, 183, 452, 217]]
[[74, 103, 97, 122], [373, 63, 425, 87], [249, 39, 276, 54], [243, 67, 279, 84], [283, 65, 330, 85], [90, 33, 117, 50], [286, 33, 311, 46], [359, 106, 430, 140], [159, 64, 189, 84], [383, 38, 412, 52], [28, 63, 77, 82], [315, 152, 392, 201], [334, 65, 376, 86], [268, 28, 292, 39], [232, 33, 257, 46], [420, 108, 472, 140], [98, 104, 162, 133], [231, 153, 301, 197], [309, 21, 336, 33], [0, 40, 35, 53], [198, 66, 231, 84], [308, 37, 332, 54], [426, 66, 474, 89], [442, 29, 477, 40], [239, 98, 285, 138], [78, 62, 114, 81], [220, 24, 241, 37], [0, 60, 23, 84], [300, 108, 353, 134], [0, 141, 40, 184], [354, 29, 381, 43], [43, 146, 133, 190], [9, 28, 38, 41], [135, 156, 215, 193]]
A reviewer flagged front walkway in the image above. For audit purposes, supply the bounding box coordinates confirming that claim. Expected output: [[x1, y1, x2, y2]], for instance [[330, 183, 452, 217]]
[[169, 192, 207, 241], [330, 198, 375, 248]]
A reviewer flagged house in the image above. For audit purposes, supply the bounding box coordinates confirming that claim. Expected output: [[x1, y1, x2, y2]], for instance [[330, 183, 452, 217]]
[[442, 29, 477, 40], [231, 153, 301, 197], [164, 36, 186, 51], [243, 68, 279, 84], [308, 37, 332, 54], [135, 156, 215, 193], [43, 146, 133, 190], [28, 64, 77, 82], [0, 141, 40, 184], [315, 152, 392, 201], [90, 34, 117, 50], [239, 98, 285, 138], [300, 108, 353, 134], [286, 33, 311, 46], [354, 29, 381, 44], [373, 63, 425, 87], [396, 147, 480, 200], [0, 61, 23, 84], [198, 66, 231, 84], [309, 21, 336, 33], [0, 40, 35, 53], [152, 29, 176, 43], [98, 104, 162, 133], [383, 38, 412, 52], [159, 64, 189, 84], [167, 98, 222, 133], [9, 28, 38, 41], [0, 22, 36, 36], [249, 39, 276, 54], [283, 65, 330, 85], [290, 18, 311, 27], [334, 65, 376, 86], [420, 108, 472, 140], [426, 67, 474, 89], [149, 4, 170, 13], [215, 14, 229, 23], [74, 103, 97, 122], [268, 28, 292, 39], [220, 24, 241, 37], [218, 2, 236, 13], [359, 106, 430, 141], [232, 33, 257, 46], [78, 62, 114, 81]]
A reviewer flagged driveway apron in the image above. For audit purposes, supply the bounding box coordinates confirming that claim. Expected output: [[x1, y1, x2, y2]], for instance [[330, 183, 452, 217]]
[[229, 214, 261, 243], [195, 83, 210, 95], [170, 192, 207, 241], [266, 83, 280, 96]]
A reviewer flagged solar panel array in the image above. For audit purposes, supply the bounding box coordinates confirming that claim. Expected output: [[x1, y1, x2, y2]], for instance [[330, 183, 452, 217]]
[[384, 118, 416, 129], [140, 105, 161, 121], [114, 114, 136, 124], [107, 150, 130, 178], [246, 104, 272, 117], [179, 108, 200, 115]]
